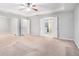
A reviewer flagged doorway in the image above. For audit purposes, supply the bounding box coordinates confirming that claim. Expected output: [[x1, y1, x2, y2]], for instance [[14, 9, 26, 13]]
[[21, 19, 30, 36], [40, 17, 58, 38]]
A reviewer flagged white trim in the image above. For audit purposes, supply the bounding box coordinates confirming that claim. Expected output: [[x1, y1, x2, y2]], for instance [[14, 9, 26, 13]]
[[58, 37, 73, 40], [59, 37, 79, 48], [40, 16, 58, 38], [74, 39, 79, 48]]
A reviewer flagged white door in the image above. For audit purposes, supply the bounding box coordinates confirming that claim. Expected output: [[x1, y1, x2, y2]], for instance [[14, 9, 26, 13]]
[[21, 19, 30, 35], [40, 17, 57, 38]]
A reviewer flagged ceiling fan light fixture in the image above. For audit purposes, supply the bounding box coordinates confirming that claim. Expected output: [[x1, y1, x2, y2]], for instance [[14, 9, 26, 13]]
[[27, 7, 31, 11], [19, 3, 38, 12]]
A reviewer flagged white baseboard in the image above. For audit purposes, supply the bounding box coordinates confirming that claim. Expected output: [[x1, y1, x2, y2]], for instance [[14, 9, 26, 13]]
[[58, 37, 73, 40], [74, 39, 79, 48], [59, 37, 79, 48]]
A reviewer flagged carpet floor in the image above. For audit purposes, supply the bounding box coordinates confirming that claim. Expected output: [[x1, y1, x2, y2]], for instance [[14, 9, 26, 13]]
[[0, 34, 78, 56]]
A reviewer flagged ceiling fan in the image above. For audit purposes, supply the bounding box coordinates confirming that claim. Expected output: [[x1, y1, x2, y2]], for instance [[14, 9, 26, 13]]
[[19, 3, 38, 12]]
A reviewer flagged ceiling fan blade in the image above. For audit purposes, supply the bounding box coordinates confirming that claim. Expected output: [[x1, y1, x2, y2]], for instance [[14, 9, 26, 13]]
[[32, 4, 38, 11], [32, 8, 38, 11], [32, 5, 36, 7], [18, 3, 38, 12]]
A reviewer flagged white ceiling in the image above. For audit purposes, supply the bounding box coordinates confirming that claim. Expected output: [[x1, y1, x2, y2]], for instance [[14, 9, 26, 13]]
[[0, 3, 77, 17]]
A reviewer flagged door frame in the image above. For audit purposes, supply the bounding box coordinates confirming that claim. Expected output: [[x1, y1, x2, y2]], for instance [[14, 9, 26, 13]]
[[40, 16, 59, 38]]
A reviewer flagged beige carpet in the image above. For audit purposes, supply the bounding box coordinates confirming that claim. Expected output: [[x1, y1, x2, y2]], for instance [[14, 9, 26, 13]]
[[0, 34, 78, 56], [66, 47, 79, 56]]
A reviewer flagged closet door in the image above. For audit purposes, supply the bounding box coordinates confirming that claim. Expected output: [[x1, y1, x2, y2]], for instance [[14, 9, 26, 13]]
[[21, 19, 30, 36]]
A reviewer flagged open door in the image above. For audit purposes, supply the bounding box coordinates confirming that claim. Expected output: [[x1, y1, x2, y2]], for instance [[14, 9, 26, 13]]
[[40, 17, 58, 38]]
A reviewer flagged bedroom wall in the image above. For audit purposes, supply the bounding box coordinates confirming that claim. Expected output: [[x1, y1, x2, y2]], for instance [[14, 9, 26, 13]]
[[0, 10, 27, 35], [0, 16, 11, 34], [30, 11, 74, 40], [0, 15, 21, 35], [74, 4, 79, 48], [10, 18, 31, 36], [10, 18, 19, 35], [56, 11, 74, 39]]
